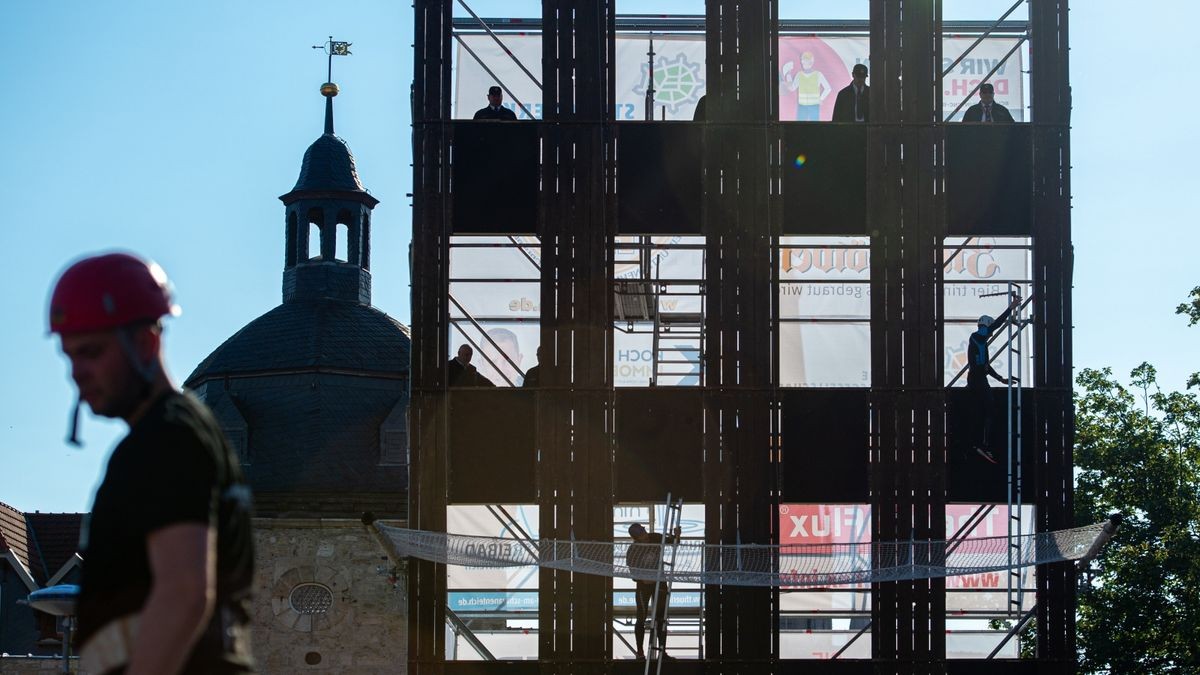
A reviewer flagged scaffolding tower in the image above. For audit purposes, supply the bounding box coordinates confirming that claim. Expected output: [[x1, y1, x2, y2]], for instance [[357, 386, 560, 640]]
[[410, 1, 1074, 672]]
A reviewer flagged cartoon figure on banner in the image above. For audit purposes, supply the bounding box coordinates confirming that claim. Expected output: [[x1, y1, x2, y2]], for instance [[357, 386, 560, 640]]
[[945, 338, 970, 383], [783, 51, 833, 121], [777, 38, 850, 122]]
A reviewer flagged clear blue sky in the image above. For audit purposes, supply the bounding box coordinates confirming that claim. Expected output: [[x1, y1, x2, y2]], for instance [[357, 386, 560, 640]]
[[2, 1, 1196, 514]]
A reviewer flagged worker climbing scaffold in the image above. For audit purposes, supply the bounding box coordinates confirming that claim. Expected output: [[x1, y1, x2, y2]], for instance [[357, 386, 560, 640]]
[[967, 289, 1024, 464], [625, 498, 684, 673]]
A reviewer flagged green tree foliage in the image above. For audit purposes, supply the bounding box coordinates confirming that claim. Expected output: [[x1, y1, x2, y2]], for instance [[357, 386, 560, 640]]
[[1074, 364, 1200, 672]]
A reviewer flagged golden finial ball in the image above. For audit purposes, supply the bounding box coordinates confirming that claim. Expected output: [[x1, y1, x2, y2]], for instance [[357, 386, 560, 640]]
[[320, 82, 340, 97]]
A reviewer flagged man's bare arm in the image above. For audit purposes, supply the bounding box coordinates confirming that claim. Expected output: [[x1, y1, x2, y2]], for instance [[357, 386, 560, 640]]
[[125, 523, 216, 675]]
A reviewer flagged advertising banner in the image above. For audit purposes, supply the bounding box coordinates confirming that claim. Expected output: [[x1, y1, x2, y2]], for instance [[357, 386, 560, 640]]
[[455, 35, 1024, 121], [778, 237, 870, 387], [777, 503, 1036, 612]]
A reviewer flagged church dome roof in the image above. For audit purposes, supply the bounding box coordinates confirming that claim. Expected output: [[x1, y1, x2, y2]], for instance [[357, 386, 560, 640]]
[[186, 299, 409, 384]]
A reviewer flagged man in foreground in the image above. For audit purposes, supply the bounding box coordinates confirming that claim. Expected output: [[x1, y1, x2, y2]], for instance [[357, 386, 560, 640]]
[[50, 252, 255, 675]]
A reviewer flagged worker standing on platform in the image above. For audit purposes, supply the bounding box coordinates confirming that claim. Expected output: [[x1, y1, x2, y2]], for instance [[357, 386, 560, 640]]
[[832, 63, 870, 122], [50, 252, 256, 675], [626, 522, 682, 660], [962, 82, 1015, 123], [473, 85, 518, 120], [968, 291, 1022, 464], [448, 343, 495, 387]]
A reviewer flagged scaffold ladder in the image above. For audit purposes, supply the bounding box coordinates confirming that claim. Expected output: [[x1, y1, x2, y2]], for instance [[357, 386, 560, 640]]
[[984, 282, 1032, 616], [1003, 281, 1029, 616], [650, 256, 705, 387], [646, 496, 684, 675]]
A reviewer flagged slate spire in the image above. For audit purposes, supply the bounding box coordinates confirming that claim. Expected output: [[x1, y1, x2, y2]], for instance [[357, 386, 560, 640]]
[[278, 82, 379, 305]]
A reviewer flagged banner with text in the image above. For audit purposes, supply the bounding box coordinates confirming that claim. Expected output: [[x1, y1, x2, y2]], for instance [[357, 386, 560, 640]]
[[455, 35, 1024, 121]]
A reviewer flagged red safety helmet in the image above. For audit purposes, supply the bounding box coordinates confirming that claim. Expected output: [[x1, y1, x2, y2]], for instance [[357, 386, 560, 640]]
[[48, 252, 180, 334]]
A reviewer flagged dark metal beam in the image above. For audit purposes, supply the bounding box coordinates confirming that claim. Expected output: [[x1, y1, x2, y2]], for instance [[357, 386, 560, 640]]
[[453, 16, 1029, 36]]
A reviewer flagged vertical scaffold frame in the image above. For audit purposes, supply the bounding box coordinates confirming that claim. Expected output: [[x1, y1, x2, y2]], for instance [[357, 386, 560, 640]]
[[410, 1, 1074, 672]]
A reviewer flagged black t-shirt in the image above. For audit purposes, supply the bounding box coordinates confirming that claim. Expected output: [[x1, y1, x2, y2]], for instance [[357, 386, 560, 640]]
[[627, 536, 677, 587], [77, 390, 255, 674]]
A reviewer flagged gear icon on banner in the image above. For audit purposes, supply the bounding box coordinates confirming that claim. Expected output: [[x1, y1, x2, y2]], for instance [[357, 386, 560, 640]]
[[634, 54, 704, 115]]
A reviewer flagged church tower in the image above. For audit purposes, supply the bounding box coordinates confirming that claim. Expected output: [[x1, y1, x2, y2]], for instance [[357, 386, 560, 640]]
[[185, 78, 409, 673]]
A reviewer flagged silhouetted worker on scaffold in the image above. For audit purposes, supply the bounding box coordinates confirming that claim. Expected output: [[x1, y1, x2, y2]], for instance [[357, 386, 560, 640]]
[[626, 522, 682, 660], [962, 82, 1015, 123], [832, 64, 870, 122], [968, 291, 1022, 464], [473, 85, 518, 121], [448, 344, 495, 387], [521, 345, 544, 388]]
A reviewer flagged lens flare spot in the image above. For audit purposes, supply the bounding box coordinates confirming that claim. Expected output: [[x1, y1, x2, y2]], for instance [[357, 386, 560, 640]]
[[794, 154, 807, 168]]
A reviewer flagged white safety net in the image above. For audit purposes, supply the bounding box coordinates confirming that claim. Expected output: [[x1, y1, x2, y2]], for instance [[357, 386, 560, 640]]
[[376, 521, 1107, 587]]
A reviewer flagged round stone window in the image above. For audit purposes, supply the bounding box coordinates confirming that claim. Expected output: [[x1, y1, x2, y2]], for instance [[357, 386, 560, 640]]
[[289, 582, 334, 615]]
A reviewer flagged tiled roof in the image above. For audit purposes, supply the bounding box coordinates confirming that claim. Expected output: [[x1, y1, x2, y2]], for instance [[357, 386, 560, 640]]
[[0, 501, 30, 570], [292, 133, 366, 193], [1, 505, 83, 584], [25, 513, 83, 584], [185, 299, 410, 385], [222, 373, 408, 500]]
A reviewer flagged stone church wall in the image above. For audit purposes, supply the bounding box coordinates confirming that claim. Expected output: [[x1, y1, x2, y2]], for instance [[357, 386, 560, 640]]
[[251, 518, 407, 673]]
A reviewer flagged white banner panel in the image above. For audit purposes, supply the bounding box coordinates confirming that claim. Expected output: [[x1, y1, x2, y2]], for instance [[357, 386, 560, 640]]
[[942, 237, 1032, 283], [453, 631, 539, 661], [779, 322, 871, 388], [456, 35, 1024, 122], [941, 37, 1026, 122], [455, 36, 545, 119], [943, 282, 1033, 321], [780, 630, 872, 660], [614, 236, 705, 280], [780, 591, 870, 614], [450, 238, 541, 280], [946, 631, 1019, 659], [779, 283, 871, 320], [450, 282, 540, 320], [446, 505, 540, 591]]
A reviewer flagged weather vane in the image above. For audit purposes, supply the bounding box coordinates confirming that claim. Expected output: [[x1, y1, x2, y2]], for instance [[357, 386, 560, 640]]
[[312, 36, 352, 86]]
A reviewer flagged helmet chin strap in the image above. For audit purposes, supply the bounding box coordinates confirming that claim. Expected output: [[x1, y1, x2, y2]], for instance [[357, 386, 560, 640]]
[[66, 327, 162, 447], [66, 398, 82, 447], [116, 326, 161, 385]]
